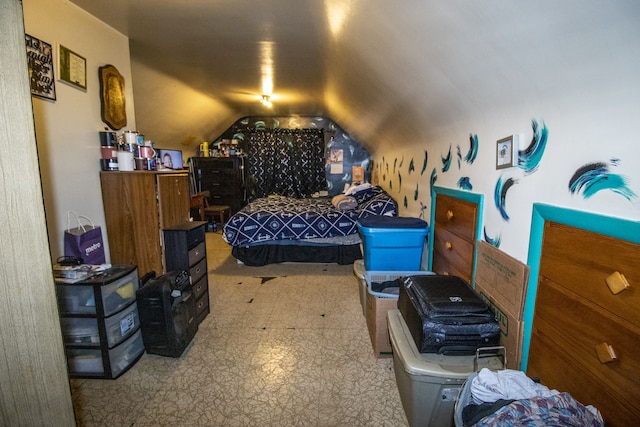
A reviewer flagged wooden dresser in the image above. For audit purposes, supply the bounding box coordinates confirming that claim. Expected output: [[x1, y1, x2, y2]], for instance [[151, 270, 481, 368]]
[[190, 157, 246, 214], [526, 213, 640, 426], [430, 188, 483, 284], [100, 171, 190, 278]]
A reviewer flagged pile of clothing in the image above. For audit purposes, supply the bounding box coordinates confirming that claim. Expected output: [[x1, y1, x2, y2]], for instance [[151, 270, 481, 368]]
[[460, 368, 604, 427]]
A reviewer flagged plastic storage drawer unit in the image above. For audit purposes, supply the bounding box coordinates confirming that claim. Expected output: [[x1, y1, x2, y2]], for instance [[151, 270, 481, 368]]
[[56, 265, 139, 316], [387, 309, 503, 427], [357, 216, 429, 271], [65, 328, 145, 378], [60, 301, 140, 348]]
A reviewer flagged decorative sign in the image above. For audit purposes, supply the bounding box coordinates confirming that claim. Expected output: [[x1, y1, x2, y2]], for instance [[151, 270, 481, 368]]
[[25, 34, 56, 101], [58, 44, 86, 90], [98, 64, 127, 130]]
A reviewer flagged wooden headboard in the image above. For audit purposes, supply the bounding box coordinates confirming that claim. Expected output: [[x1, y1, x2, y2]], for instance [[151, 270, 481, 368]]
[[523, 204, 640, 426], [429, 186, 484, 284]]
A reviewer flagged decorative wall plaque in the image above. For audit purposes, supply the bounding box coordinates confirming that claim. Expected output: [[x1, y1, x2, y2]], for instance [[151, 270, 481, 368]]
[[98, 64, 127, 130]]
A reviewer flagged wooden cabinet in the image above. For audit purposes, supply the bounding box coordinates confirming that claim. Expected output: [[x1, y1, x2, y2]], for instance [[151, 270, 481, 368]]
[[55, 265, 144, 379], [100, 171, 190, 278], [164, 221, 210, 325], [527, 221, 640, 426], [430, 190, 482, 284], [190, 157, 246, 214]]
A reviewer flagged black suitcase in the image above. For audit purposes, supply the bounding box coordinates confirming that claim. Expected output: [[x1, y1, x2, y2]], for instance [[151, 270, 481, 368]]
[[136, 270, 198, 357], [398, 275, 500, 355]]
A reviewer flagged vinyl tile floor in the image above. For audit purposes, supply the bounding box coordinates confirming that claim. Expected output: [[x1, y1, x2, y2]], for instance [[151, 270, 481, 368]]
[[70, 232, 409, 426]]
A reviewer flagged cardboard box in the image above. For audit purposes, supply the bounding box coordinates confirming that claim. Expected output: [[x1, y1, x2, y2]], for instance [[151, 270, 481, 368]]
[[474, 241, 529, 369], [365, 291, 397, 358], [477, 292, 524, 370]]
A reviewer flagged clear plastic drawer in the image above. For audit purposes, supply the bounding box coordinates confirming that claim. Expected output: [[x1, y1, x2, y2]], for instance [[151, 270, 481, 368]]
[[66, 329, 144, 378], [56, 267, 138, 316]]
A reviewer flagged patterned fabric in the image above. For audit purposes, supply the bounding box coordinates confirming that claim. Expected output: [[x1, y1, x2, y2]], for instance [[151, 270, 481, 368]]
[[245, 128, 327, 199], [472, 392, 604, 427], [223, 187, 397, 246]]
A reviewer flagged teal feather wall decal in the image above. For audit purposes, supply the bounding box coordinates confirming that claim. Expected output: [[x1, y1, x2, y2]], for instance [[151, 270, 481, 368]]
[[518, 119, 548, 174], [465, 134, 479, 164], [414, 184, 419, 200], [404, 195, 408, 208], [421, 150, 428, 175], [430, 168, 437, 194], [398, 172, 402, 191], [419, 201, 427, 220], [458, 177, 472, 191], [441, 145, 452, 173], [399, 155, 404, 168], [408, 159, 415, 174], [456, 145, 462, 169], [569, 161, 637, 201], [483, 228, 501, 247]]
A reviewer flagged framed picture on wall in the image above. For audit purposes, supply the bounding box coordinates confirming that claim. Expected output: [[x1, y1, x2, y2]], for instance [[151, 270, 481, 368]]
[[25, 34, 56, 101], [57, 44, 87, 90], [496, 135, 518, 169]]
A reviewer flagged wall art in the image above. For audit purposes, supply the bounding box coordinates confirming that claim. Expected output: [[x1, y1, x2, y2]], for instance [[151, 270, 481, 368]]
[[25, 34, 56, 101], [58, 44, 86, 90], [98, 64, 127, 130]]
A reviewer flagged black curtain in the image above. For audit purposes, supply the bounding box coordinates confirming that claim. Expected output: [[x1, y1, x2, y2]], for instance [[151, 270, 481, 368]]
[[245, 128, 327, 199]]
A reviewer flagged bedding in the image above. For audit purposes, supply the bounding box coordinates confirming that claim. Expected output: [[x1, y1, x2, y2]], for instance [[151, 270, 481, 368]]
[[222, 186, 397, 264]]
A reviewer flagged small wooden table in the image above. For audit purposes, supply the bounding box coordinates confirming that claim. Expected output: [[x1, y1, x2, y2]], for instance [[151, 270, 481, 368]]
[[204, 205, 231, 225]]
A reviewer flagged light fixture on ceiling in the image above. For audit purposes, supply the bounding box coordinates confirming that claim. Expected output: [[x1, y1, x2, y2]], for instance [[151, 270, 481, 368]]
[[260, 94, 272, 108]]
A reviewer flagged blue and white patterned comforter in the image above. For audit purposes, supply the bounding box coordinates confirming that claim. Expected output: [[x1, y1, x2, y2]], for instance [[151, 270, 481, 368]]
[[223, 187, 397, 246]]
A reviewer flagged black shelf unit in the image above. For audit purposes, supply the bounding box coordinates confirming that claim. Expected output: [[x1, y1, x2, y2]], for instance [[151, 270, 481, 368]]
[[164, 221, 210, 324]]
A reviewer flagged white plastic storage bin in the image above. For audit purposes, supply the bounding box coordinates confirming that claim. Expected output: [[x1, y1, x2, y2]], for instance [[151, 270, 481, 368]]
[[364, 270, 434, 357], [353, 259, 367, 316], [387, 310, 503, 427], [365, 270, 434, 299]]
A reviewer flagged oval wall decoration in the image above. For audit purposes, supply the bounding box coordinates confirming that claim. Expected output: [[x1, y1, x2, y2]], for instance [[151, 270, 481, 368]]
[[98, 64, 127, 130]]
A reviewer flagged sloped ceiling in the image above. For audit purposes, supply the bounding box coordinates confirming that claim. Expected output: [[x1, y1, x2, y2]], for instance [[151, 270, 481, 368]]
[[68, 0, 634, 149]]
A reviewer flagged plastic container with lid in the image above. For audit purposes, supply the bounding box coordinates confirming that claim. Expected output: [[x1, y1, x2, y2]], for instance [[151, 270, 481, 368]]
[[357, 216, 429, 271]]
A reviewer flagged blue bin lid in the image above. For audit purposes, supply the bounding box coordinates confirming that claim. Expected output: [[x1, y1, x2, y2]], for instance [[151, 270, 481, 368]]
[[358, 216, 428, 229]]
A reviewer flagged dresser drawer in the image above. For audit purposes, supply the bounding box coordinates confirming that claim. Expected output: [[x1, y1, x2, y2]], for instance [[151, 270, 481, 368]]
[[185, 226, 205, 248], [528, 277, 640, 425], [434, 194, 478, 242], [432, 253, 472, 283], [432, 226, 474, 279], [188, 241, 206, 266], [192, 274, 208, 300], [189, 258, 207, 284], [540, 221, 640, 328], [196, 291, 210, 318]]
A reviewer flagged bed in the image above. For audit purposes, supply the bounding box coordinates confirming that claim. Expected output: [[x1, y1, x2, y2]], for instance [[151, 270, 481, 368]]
[[222, 185, 398, 266]]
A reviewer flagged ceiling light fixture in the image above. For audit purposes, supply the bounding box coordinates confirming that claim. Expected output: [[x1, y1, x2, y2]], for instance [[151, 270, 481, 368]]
[[260, 94, 272, 108]]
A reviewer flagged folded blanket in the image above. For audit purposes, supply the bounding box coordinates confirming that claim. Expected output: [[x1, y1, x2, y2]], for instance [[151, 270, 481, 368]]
[[332, 194, 358, 210]]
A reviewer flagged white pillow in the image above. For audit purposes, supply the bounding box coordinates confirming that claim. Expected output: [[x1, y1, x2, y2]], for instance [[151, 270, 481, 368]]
[[345, 182, 372, 196]]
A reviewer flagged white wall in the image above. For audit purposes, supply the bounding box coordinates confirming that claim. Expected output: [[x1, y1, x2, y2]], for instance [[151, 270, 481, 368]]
[[23, 0, 136, 262], [327, 1, 640, 262]]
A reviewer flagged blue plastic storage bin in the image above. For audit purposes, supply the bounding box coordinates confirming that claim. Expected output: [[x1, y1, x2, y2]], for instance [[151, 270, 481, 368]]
[[357, 216, 429, 271]]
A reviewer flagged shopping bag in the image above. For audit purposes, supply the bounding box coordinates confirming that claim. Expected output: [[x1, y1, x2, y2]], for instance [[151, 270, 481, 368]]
[[63, 212, 106, 265]]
